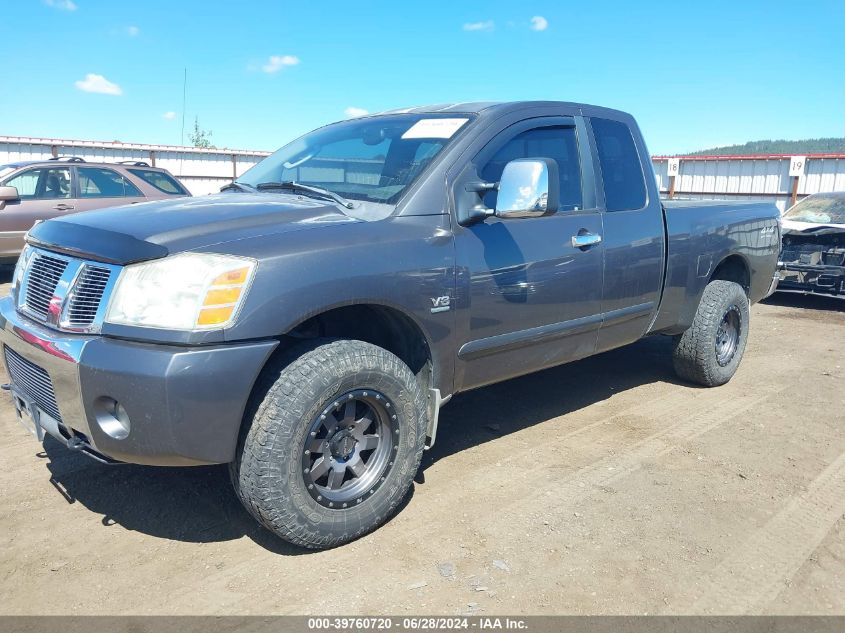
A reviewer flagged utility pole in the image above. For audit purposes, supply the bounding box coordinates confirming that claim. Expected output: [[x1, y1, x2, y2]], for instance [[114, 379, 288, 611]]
[[180, 68, 187, 146]]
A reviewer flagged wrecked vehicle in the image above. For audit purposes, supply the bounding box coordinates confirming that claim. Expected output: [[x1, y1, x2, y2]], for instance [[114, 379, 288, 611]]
[[779, 192, 845, 298]]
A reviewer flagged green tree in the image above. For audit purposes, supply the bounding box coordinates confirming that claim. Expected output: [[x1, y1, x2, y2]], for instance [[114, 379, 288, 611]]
[[687, 137, 845, 156], [189, 116, 214, 149]]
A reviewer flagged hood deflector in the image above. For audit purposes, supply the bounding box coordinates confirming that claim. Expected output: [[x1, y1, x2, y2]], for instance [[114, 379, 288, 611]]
[[26, 221, 169, 265]]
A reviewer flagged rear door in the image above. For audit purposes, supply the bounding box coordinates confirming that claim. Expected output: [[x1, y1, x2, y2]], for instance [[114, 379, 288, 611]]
[[453, 117, 605, 390], [0, 166, 76, 257], [588, 116, 665, 353], [72, 166, 146, 212]]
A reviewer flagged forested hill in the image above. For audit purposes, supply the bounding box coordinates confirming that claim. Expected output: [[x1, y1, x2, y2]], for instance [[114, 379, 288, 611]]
[[685, 138, 845, 156]]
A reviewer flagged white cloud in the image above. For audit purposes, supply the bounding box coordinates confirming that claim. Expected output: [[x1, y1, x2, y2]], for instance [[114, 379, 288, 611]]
[[74, 73, 123, 96], [126, 25, 140, 37], [162, 111, 177, 121], [344, 107, 369, 118], [530, 16, 549, 31], [261, 55, 300, 73], [463, 20, 494, 32], [45, 0, 77, 10]]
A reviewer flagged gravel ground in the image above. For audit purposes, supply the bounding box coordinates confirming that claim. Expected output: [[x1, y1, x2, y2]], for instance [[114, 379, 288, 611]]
[[0, 274, 843, 616]]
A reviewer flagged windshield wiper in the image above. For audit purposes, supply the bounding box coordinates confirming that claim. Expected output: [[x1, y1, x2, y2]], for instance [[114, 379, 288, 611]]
[[255, 181, 354, 209], [220, 180, 256, 192]]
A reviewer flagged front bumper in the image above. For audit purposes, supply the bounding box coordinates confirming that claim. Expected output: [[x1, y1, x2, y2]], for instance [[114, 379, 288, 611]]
[[0, 296, 278, 466], [777, 262, 845, 298]]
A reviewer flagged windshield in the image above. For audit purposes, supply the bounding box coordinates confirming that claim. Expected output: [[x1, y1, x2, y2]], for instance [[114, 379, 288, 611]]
[[0, 165, 17, 180], [784, 193, 845, 225], [237, 114, 473, 205]]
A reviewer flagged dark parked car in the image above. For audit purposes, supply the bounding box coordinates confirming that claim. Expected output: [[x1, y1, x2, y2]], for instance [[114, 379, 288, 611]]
[[1, 101, 781, 548], [0, 157, 190, 262]]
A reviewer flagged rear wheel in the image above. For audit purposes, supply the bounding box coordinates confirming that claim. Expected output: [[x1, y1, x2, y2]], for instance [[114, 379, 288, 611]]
[[672, 280, 750, 387], [230, 338, 427, 549]]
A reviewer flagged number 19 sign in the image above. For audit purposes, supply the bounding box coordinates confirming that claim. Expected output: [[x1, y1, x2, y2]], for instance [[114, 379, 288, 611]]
[[789, 156, 806, 178]]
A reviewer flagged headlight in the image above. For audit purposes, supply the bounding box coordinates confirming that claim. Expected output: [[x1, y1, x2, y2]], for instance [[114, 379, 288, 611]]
[[10, 246, 34, 299], [105, 253, 257, 331]]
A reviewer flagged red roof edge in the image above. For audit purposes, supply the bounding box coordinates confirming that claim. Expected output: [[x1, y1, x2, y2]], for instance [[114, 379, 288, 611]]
[[652, 153, 845, 161]]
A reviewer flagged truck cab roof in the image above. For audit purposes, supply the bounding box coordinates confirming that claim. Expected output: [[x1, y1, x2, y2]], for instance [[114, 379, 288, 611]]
[[376, 100, 633, 119]]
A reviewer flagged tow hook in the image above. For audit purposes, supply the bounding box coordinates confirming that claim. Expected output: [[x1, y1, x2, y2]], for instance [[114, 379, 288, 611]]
[[66, 435, 124, 466], [1, 383, 11, 391], [66, 436, 86, 452]]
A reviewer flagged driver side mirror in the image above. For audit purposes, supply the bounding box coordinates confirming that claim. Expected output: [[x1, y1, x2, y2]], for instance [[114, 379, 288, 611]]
[[0, 186, 19, 210], [495, 158, 559, 219], [0, 186, 19, 202]]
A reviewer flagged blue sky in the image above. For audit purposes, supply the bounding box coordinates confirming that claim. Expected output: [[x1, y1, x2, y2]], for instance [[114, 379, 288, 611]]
[[1, 0, 843, 154]]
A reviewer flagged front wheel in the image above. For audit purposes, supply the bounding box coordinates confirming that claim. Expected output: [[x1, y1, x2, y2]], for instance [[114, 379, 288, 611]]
[[672, 280, 750, 387], [230, 339, 428, 549]]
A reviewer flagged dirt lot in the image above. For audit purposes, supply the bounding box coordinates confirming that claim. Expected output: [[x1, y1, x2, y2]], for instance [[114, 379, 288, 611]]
[[0, 273, 843, 616]]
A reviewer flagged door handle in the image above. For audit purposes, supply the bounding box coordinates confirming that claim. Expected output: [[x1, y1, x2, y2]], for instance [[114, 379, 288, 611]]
[[53, 203, 75, 211], [571, 231, 602, 249]]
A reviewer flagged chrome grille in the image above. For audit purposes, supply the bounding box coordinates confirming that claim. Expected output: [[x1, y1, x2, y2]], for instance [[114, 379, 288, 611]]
[[66, 265, 112, 327], [24, 253, 68, 319], [16, 247, 121, 333], [4, 346, 62, 422]]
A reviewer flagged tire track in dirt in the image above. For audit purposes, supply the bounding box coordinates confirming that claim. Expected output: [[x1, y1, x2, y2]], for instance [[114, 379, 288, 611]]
[[435, 377, 767, 488], [691, 449, 845, 614], [422, 376, 789, 514], [451, 383, 789, 534], [177, 382, 787, 614]]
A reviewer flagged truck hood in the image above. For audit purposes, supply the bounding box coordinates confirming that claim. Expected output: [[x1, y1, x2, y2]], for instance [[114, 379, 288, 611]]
[[782, 218, 845, 236], [26, 193, 358, 264]]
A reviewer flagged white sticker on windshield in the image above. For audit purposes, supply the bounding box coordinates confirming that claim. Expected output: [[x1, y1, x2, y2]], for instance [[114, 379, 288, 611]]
[[401, 118, 469, 139]]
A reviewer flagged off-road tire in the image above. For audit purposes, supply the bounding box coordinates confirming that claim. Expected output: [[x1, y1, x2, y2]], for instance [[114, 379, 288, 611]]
[[672, 280, 750, 387], [230, 338, 428, 549]]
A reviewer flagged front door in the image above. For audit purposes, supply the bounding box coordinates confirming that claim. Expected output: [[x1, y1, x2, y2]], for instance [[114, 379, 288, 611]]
[[0, 166, 75, 258], [454, 121, 604, 390]]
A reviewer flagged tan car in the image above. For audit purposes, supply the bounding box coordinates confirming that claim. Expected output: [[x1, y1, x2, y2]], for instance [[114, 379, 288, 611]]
[[0, 157, 190, 262]]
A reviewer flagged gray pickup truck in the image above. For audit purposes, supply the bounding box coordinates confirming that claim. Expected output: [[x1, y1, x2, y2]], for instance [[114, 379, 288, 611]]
[[1, 102, 780, 548]]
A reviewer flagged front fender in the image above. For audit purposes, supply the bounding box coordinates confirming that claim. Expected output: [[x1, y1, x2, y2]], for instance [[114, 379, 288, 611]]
[[216, 215, 459, 393]]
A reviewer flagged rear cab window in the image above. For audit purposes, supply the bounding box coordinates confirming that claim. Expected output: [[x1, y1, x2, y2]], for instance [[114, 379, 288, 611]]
[[590, 118, 647, 211], [128, 169, 189, 195]]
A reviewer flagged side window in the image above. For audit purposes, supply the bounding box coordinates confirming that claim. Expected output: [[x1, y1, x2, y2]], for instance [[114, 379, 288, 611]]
[[5, 168, 71, 199], [481, 126, 582, 211], [78, 167, 143, 198], [127, 169, 188, 195], [591, 118, 647, 211]]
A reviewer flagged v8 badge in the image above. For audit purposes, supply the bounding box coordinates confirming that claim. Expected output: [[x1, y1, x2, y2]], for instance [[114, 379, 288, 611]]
[[430, 296, 450, 313]]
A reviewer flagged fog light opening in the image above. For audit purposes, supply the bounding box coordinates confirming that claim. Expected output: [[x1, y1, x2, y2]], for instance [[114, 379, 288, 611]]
[[94, 397, 131, 440]]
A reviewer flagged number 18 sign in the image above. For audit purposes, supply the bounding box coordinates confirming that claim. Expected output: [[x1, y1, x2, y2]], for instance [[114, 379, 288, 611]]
[[667, 158, 680, 176]]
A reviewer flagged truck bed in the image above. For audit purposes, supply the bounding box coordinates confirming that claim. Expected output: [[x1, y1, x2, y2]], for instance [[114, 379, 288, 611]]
[[649, 199, 781, 335]]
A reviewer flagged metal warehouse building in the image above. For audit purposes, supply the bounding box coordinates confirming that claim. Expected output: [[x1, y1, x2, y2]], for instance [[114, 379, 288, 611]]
[[652, 153, 845, 212], [0, 135, 270, 196]]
